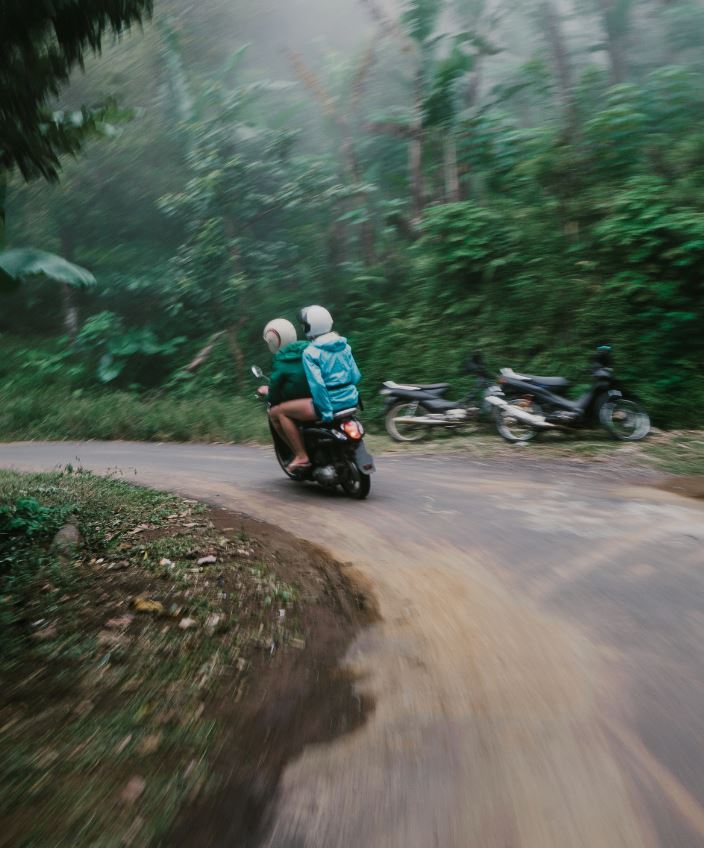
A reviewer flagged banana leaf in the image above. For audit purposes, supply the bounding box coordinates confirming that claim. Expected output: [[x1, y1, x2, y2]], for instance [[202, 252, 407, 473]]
[[0, 248, 96, 292]]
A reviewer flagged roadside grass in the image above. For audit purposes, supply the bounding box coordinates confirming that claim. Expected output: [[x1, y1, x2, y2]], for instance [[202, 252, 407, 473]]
[[0, 469, 300, 847], [642, 431, 704, 476], [0, 387, 269, 443], [367, 427, 704, 476]]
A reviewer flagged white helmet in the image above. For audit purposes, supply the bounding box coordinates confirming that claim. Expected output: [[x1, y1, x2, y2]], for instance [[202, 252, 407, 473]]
[[263, 318, 297, 354], [299, 305, 333, 339]]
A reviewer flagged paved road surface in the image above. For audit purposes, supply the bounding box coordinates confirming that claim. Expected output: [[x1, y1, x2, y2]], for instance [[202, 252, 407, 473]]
[[2, 441, 703, 847]]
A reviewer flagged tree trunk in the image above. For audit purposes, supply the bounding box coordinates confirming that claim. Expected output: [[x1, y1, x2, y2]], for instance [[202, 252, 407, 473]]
[[597, 0, 629, 84], [61, 284, 79, 338], [227, 323, 246, 388], [409, 136, 424, 218], [443, 134, 460, 202], [59, 225, 79, 340], [410, 63, 426, 220], [542, 0, 575, 119], [0, 171, 6, 250]]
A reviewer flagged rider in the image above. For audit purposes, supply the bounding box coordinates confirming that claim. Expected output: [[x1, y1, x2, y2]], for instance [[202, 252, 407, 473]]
[[259, 319, 310, 451], [300, 305, 361, 421], [270, 306, 361, 472]]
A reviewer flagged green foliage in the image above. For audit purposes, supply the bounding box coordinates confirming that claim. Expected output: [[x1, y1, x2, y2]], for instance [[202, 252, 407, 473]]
[[0, 0, 152, 180], [0, 335, 268, 440], [0, 491, 73, 644], [76, 311, 185, 385], [402, 0, 443, 44], [0, 496, 65, 543]]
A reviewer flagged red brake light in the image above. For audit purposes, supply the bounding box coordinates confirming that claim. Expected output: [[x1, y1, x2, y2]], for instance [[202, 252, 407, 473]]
[[341, 420, 363, 440]]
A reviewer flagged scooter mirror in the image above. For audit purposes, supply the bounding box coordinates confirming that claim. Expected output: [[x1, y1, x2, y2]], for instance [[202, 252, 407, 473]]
[[251, 365, 264, 379]]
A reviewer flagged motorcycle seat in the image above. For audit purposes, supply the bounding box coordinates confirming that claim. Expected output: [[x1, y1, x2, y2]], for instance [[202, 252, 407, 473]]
[[500, 369, 569, 389], [383, 380, 450, 392], [416, 382, 451, 391], [529, 376, 570, 389]]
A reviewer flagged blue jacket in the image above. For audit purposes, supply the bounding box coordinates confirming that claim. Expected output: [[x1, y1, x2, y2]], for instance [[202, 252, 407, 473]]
[[303, 334, 361, 421]]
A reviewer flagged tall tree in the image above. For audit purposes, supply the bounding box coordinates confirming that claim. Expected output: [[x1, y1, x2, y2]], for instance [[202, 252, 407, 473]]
[[540, 0, 576, 125], [596, 0, 634, 83]]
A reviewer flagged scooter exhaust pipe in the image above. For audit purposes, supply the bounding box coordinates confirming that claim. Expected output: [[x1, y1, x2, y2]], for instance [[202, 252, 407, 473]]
[[485, 395, 556, 429]]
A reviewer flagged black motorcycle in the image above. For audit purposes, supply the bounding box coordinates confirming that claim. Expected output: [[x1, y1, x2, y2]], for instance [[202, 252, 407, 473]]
[[252, 366, 375, 499], [380, 353, 501, 442], [486, 347, 651, 443]]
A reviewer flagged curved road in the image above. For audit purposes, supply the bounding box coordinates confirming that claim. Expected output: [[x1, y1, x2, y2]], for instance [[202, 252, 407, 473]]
[[2, 441, 704, 847]]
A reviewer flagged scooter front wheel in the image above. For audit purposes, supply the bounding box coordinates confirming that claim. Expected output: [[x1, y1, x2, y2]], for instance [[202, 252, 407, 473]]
[[385, 401, 432, 442], [600, 399, 651, 441]]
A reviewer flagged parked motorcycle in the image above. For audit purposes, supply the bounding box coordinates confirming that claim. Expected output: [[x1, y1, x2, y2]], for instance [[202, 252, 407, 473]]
[[380, 353, 502, 442], [251, 365, 375, 499], [486, 347, 651, 443]]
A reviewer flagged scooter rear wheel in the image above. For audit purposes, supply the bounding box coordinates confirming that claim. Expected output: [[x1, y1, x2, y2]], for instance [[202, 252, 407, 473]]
[[493, 398, 542, 444], [385, 401, 432, 442], [341, 462, 371, 499]]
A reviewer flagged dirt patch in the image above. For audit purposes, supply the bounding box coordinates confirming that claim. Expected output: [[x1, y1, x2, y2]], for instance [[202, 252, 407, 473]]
[[168, 512, 377, 847], [656, 475, 704, 500], [0, 471, 376, 848]]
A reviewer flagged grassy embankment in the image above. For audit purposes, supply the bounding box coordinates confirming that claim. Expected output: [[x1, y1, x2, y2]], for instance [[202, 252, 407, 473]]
[[0, 468, 367, 846]]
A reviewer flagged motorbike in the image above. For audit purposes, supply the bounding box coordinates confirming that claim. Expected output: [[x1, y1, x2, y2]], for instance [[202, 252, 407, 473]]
[[485, 346, 651, 443], [251, 365, 375, 499], [380, 352, 502, 442]]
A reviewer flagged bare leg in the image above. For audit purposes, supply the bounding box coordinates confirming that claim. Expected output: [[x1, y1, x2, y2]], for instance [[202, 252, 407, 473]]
[[268, 406, 292, 451], [274, 399, 317, 467]]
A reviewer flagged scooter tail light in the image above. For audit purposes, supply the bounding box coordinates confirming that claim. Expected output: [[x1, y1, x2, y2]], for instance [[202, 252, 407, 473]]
[[341, 420, 364, 440]]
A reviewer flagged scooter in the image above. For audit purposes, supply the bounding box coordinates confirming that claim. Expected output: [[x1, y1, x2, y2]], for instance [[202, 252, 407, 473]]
[[380, 352, 502, 442], [485, 347, 651, 443], [252, 365, 375, 499]]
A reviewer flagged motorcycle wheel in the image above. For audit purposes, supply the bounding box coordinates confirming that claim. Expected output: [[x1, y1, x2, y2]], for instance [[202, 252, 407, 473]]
[[270, 425, 299, 479], [385, 401, 432, 442], [341, 461, 371, 500], [493, 398, 542, 444], [600, 399, 651, 441]]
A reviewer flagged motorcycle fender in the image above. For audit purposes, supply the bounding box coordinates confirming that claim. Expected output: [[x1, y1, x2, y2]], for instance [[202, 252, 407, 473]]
[[354, 441, 376, 474]]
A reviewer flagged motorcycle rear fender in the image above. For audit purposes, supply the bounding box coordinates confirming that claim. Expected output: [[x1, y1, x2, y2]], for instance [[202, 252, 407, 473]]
[[354, 440, 375, 474]]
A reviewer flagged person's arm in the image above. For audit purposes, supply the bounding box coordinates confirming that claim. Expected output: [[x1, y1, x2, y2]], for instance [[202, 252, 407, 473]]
[[268, 359, 285, 406], [303, 349, 333, 421]]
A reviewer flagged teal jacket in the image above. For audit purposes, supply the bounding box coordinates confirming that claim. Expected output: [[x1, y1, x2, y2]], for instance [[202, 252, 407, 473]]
[[302, 334, 361, 421], [268, 341, 311, 406]]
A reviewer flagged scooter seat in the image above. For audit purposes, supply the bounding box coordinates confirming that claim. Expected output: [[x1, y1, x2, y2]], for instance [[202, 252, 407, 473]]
[[500, 369, 569, 389], [529, 376, 570, 389], [383, 380, 450, 393]]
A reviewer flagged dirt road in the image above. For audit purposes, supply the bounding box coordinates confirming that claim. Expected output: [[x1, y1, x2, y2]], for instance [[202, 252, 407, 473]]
[[2, 441, 703, 847]]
